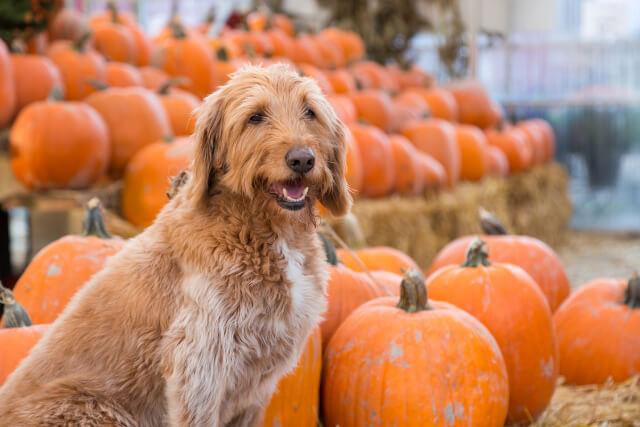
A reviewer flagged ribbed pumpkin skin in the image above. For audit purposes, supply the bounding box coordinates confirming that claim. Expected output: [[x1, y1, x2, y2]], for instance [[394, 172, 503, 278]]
[[10, 54, 62, 111], [10, 101, 110, 190], [46, 40, 106, 100], [105, 61, 143, 87], [487, 145, 509, 177], [320, 265, 382, 346], [349, 124, 394, 198], [455, 124, 489, 181], [429, 235, 570, 313], [158, 88, 200, 136], [10, 236, 124, 324], [91, 22, 136, 63], [261, 327, 322, 427], [0, 325, 49, 386], [85, 87, 171, 177], [369, 271, 402, 296], [485, 127, 532, 174], [337, 247, 422, 276], [389, 134, 423, 196], [553, 278, 640, 385], [323, 298, 509, 427], [121, 137, 193, 228], [426, 262, 557, 423], [0, 40, 16, 127]]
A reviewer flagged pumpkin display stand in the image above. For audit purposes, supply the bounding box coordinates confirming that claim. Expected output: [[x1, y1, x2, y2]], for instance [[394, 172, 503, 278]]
[[328, 162, 571, 270]]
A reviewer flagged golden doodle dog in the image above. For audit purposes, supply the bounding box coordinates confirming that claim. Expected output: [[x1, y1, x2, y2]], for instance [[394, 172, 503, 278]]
[[0, 64, 351, 426]]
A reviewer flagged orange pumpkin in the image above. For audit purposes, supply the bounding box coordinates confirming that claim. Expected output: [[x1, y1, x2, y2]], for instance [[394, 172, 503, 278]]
[[517, 121, 545, 165], [207, 35, 244, 60], [351, 61, 398, 93], [337, 246, 422, 276], [154, 21, 215, 98], [448, 81, 503, 128], [387, 63, 433, 90], [157, 80, 200, 136], [368, 270, 402, 296], [0, 40, 16, 127], [0, 324, 49, 386], [529, 118, 556, 162], [313, 33, 346, 69], [261, 327, 321, 427], [139, 66, 170, 91], [10, 50, 62, 112], [427, 238, 557, 423], [553, 275, 640, 385], [105, 61, 143, 87], [318, 28, 365, 64], [416, 152, 447, 190], [291, 34, 323, 67], [389, 134, 423, 196], [245, 30, 274, 57], [401, 118, 461, 187], [348, 124, 394, 197], [455, 124, 489, 181], [391, 92, 428, 132], [46, 35, 106, 100], [121, 136, 193, 228], [48, 8, 89, 42], [246, 11, 268, 31], [85, 86, 172, 177], [323, 270, 509, 427], [344, 131, 364, 196], [270, 14, 296, 37], [349, 89, 395, 132], [487, 145, 509, 177], [407, 87, 459, 122], [91, 20, 136, 64], [264, 29, 295, 59], [10, 199, 124, 324], [485, 126, 533, 174], [10, 89, 110, 189], [326, 95, 357, 126], [298, 64, 333, 95]]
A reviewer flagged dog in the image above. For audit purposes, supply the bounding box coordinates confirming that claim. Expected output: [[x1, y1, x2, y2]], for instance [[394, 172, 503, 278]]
[[0, 64, 351, 426]]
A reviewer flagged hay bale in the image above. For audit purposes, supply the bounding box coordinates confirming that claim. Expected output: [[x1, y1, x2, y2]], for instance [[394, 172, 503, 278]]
[[328, 163, 572, 270], [532, 377, 640, 426]]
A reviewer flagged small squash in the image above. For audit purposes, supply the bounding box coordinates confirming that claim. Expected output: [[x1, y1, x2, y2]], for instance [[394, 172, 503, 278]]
[[349, 89, 395, 133], [348, 124, 394, 198], [10, 46, 62, 112], [336, 246, 422, 276]]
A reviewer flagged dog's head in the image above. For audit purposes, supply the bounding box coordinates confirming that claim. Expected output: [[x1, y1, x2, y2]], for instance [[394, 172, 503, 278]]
[[188, 64, 351, 217]]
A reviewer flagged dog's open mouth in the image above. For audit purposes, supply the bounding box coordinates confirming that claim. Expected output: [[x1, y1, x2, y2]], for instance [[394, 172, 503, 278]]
[[269, 180, 309, 211]]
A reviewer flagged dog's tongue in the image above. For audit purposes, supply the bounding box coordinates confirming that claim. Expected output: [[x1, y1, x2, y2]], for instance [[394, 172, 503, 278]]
[[283, 181, 305, 199]]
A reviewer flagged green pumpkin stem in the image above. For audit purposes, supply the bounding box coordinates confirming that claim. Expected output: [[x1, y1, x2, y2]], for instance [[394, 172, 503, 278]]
[[623, 273, 640, 309], [157, 77, 190, 95], [107, 1, 119, 23], [478, 207, 508, 235], [82, 198, 112, 238], [397, 269, 431, 312], [47, 86, 65, 102], [0, 282, 32, 328], [73, 32, 92, 53], [461, 237, 491, 268], [87, 79, 109, 91], [317, 232, 339, 266], [216, 47, 230, 62], [169, 17, 188, 39]]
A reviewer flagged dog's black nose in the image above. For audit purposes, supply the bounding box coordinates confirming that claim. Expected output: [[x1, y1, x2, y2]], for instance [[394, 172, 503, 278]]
[[285, 147, 315, 174]]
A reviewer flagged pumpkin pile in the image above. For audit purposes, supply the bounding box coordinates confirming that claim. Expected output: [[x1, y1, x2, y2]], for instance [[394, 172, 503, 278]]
[[1, 5, 558, 229]]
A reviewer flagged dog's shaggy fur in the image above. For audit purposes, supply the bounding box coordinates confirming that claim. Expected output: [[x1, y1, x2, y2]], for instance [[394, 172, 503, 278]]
[[0, 64, 351, 426]]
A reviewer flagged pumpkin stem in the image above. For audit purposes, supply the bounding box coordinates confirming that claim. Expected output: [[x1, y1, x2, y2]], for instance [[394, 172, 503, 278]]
[[317, 232, 339, 266], [73, 31, 92, 53], [478, 207, 508, 235], [169, 17, 188, 39], [167, 170, 191, 201], [216, 47, 230, 62], [0, 282, 33, 328], [47, 86, 65, 102], [87, 79, 109, 91], [10, 39, 27, 54], [623, 273, 640, 309], [396, 269, 431, 312], [320, 220, 392, 296], [107, 1, 119, 23], [461, 237, 491, 268], [82, 198, 112, 238], [157, 77, 190, 95]]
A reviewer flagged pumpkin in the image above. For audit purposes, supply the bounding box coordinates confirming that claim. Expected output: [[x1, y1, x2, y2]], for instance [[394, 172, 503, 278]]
[[351, 61, 398, 93], [105, 61, 143, 87], [369, 270, 402, 296], [0, 40, 17, 127], [10, 47, 62, 112], [264, 29, 295, 59], [389, 134, 423, 196], [207, 35, 244, 60], [427, 238, 557, 423], [91, 19, 136, 64], [85, 86, 172, 177], [319, 28, 365, 63], [298, 64, 333, 95], [326, 95, 357, 126], [390, 92, 428, 132], [154, 21, 215, 98], [323, 270, 509, 427], [245, 30, 274, 57], [487, 145, 509, 177], [348, 124, 394, 198], [529, 118, 556, 162], [121, 136, 193, 228], [157, 79, 200, 136], [10, 88, 110, 189], [485, 126, 533, 174], [407, 87, 458, 122], [416, 152, 447, 190], [9, 199, 124, 324], [517, 121, 545, 165], [401, 118, 461, 187], [349, 89, 395, 132], [448, 81, 502, 128], [0, 324, 49, 386], [46, 34, 106, 100], [291, 34, 323, 67], [261, 328, 322, 426], [270, 13, 295, 36], [344, 131, 364, 196], [553, 275, 640, 385], [455, 124, 489, 181], [139, 66, 170, 90], [313, 34, 345, 69], [429, 211, 571, 313], [387, 63, 433, 90], [25, 32, 49, 55], [246, 12, 268, 31], [48, 8, 89, 42], [337, 246, 422, 276]]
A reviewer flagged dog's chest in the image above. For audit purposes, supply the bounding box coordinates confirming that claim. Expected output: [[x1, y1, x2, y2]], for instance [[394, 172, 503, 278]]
[[274, 239, 318, 317]]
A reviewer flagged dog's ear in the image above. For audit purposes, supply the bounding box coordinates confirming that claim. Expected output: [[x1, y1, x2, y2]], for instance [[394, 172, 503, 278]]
[[188, 94, 224, 208], [319, 121, 353, 217]]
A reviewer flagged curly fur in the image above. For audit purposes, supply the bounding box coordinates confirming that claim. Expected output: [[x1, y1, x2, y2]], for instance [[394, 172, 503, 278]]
[[0, 64, 351, 426]]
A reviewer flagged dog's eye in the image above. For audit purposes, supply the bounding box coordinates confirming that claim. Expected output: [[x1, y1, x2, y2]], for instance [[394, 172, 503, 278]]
[[248, 113, 264, 124], [304, 107, 316, 119]]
